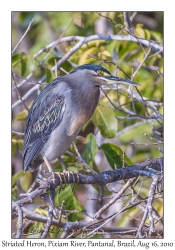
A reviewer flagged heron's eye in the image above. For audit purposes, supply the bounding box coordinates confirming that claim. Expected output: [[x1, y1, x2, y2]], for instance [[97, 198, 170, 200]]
[[97, 70, 104, 76]]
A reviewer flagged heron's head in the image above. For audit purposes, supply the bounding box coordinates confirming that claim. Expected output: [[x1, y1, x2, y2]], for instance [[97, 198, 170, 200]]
[[71, 64, 140, 87]]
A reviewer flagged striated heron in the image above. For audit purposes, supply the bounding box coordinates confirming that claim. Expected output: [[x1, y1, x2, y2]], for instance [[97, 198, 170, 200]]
[[22, 64, 140, 182]]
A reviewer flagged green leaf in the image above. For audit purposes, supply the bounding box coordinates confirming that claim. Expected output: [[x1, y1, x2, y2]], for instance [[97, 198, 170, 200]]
[[47, 56, 60, 66], [119, 42, 139, 61], [82, 133, 98, 168], [12, 170, 24, 186], [12, 54, 20, 68], [17, 139, 24, 150], [13, 110, 27, 125], [78, 47, 98, 65], [12, 139, 17, 156], [136, 23, 144, 28], [98, 50, 112, 60], [20, 170, 33, 192], [150, 30, 162, 42], [144, 29, 151, 40], [27, 55, 36, 72], [92, 106, 118, 138], [134, 27, 145, 38], [118, 13, 124, 18], [100, 143, 132, 169], [12, 185, 18, 201], [73, 12, 84, 28], [84, 58, 96, 64], [20, 52, 28, 76], [34, 207, 48, 217], [46, 68, 54, 83], [54, 185, 84, 221], [115, 23, 124, 28]]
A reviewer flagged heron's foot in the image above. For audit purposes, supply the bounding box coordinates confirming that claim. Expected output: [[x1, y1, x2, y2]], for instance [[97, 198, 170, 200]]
[[51, 171, 56, 184], [55, 171, 79, 192]]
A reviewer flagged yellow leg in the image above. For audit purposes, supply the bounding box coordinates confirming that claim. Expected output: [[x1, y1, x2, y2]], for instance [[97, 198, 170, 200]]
[[43, 156, 56, 182], [57, 172, 63, 193]]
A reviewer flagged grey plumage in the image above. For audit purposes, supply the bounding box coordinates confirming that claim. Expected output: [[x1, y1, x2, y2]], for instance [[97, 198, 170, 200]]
[[23, 64, 139, 172]]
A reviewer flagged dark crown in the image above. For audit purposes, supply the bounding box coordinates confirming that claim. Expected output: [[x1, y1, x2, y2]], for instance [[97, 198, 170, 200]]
[[71, 64, 111, 75]]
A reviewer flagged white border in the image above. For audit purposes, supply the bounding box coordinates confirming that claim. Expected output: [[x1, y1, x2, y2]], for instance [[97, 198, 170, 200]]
[[0, 1, 174, 249]]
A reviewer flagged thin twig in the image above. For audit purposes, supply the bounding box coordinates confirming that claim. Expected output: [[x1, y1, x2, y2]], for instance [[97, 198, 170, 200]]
[[94, 178, 136, 219], [12, 73, 29, 112], [12, 72, 40, 86], [118, 85, 163, 120], [124, 12, 133, 34], [72, 141, 97, 174], [136, 174, 160, 238], [115, 120, 156, 137], [41, 206, 53, 238], [14, 204, 23, 238], [12, 130, 24, 137], [12, 18, 34, 54], [148, 175, 159, 237], [131, 141, 163, 146], [140, 131, 163, 143], [54, 59, 58, 78], [27, 165, 42, 193], [12, 82, 40, 109], [40, 18, 73, 65], [132, 46, 152, 79]]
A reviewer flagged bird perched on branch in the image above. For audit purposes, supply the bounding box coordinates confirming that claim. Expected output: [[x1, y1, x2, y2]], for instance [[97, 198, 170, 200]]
[[22, 64, 139, 183]]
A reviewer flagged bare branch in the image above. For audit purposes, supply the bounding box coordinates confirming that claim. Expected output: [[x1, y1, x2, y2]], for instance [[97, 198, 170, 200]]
[[12, 83, 40, 109], [41, 206, 53, 238], [117, 85, 163, 120], [13, 206, 162, 238], [12, 18, 34, 54], [12, 130, 24, 137], [12, 73, 29, 112], [136, 174, 160, 238], [14, 158, 162, 209], [34, 34, 162, 60], [12, 202, 23, 238], [115, 120, 156, 137], [124, 12, 133, 34], [94, 177, 136, 219], [132, 46, 152, 79], [66, 147, 97, 174]]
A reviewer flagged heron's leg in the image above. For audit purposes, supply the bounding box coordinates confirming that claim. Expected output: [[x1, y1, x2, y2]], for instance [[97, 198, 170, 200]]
[[58, 157, 68, 185], [58, 157, 79, 189], [43, 156, 54, 173], [43, 156, 57, 183]]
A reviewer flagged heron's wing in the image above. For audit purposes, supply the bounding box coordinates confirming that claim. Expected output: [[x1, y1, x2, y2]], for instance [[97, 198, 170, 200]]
[[22, 82, 66, 169]]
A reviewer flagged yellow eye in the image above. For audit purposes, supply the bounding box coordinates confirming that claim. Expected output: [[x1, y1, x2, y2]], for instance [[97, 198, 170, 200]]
[[97, 70, 104, 76]]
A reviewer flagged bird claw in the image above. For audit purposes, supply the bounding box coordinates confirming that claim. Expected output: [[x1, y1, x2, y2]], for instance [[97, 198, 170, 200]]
[[55, 171, 79, 192], [52, 172, 57, 184], [56, 172, 63, 193]]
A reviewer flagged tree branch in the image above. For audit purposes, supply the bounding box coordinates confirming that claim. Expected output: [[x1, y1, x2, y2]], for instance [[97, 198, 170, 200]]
[[12, 18, 34, 54], [13, 157, 162, 209]]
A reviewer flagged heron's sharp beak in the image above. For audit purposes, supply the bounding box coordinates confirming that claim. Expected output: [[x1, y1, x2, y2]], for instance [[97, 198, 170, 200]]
[[101, 75, 140, 86]]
